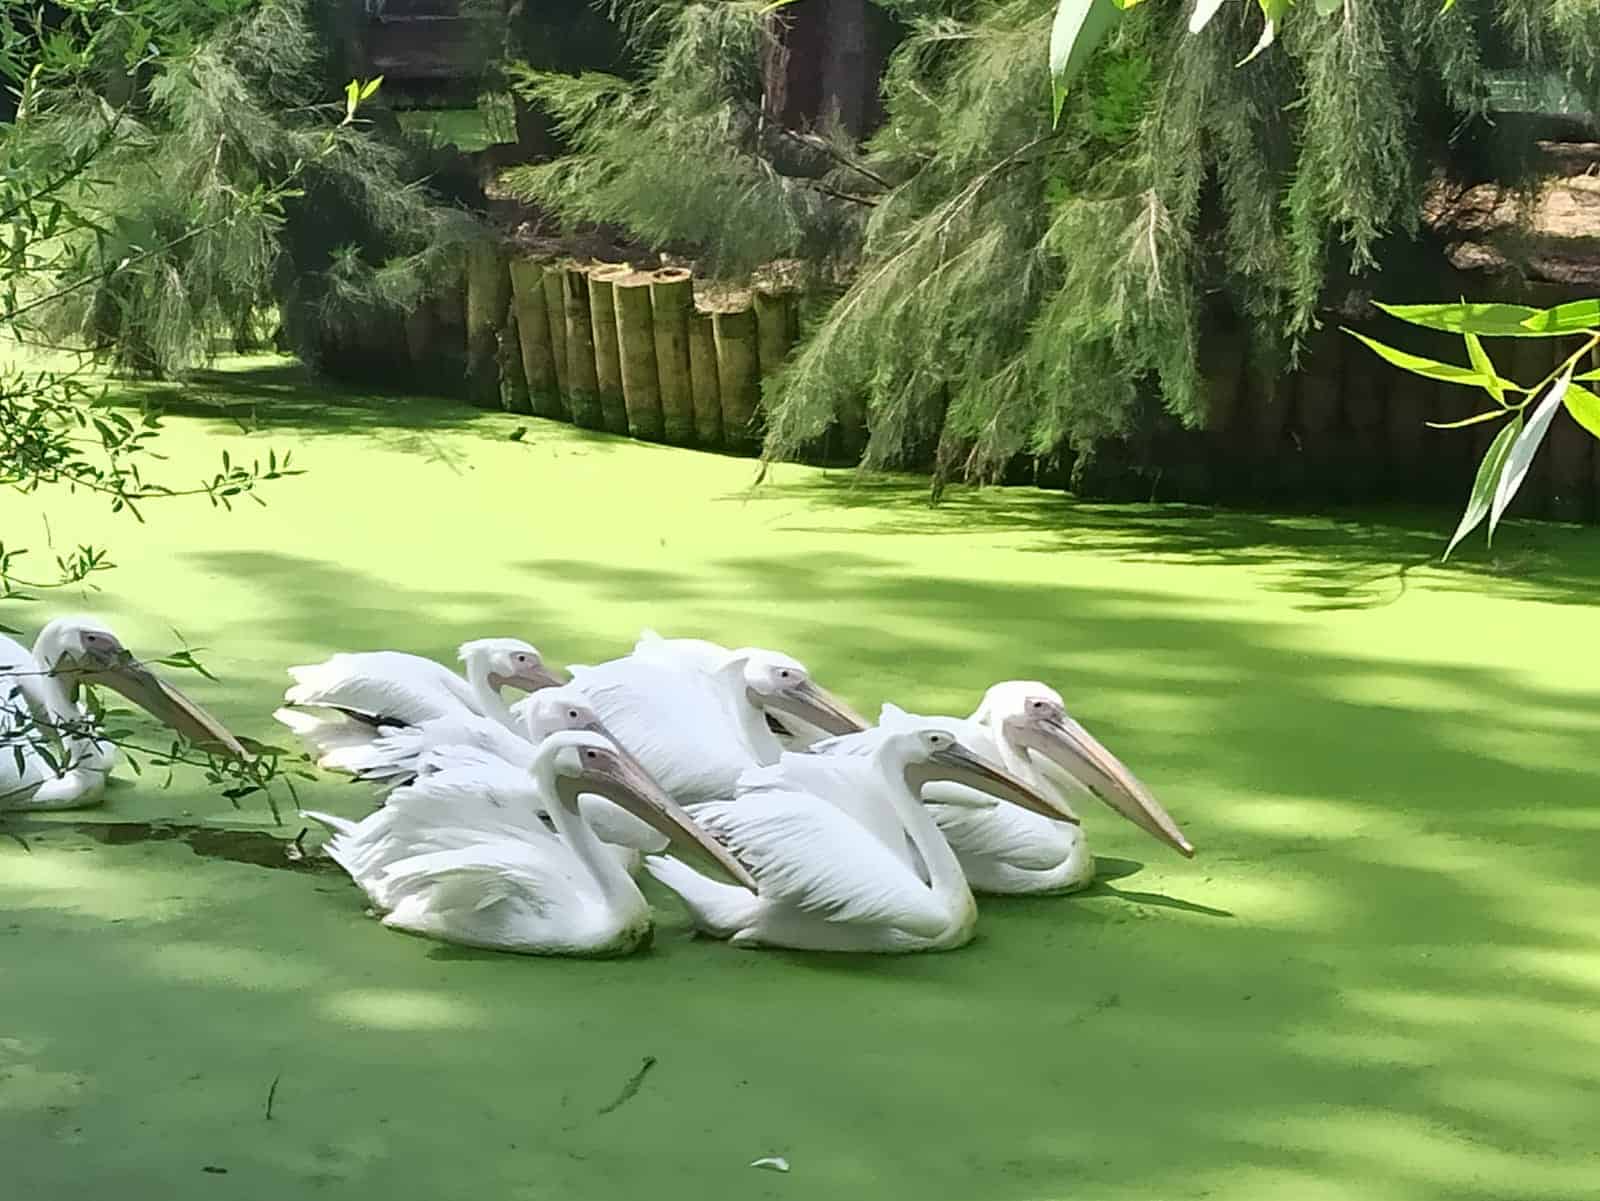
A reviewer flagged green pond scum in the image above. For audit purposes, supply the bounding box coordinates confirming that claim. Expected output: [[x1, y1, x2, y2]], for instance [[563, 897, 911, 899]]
[[2, 356, 1599, 1200]]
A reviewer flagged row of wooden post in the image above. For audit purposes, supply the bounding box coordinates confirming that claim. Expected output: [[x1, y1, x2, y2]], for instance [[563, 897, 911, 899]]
[[462, 243, 801, 453]]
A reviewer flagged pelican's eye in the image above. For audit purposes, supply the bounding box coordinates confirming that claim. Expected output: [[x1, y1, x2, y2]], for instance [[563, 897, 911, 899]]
[[567, 709, 580, 720]]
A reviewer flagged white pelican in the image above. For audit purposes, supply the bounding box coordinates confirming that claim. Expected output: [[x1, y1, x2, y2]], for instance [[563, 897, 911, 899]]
[[643, 709, 1075, 953], [904, 682, 1194, 894], [548, 630, 867, 806], [302, 687, 668, 876], [1, 617, 245, 810], [312, 730, 757, 956], [274, 638, 562, 767]]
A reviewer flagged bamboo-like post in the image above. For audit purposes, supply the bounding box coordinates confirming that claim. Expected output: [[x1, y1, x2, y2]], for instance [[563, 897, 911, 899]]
[[1295, 329, 1341, 502], [509, 258, 561, 419], [562, 264, 602, 429], [613, 270, 665, 441], [403, 301, 435, 370], [688, 310, 723, 447], [498, 295, 531, 415], [753, 288, 797, 377], [465, 240, 511, 408], [651, 268, 696, 445], [714, 306, 762, 452], [587, 265, 629, 435], [539, 265, 569, 412]]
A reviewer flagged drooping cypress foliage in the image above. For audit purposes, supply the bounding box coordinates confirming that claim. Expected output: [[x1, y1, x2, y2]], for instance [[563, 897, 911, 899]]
[[500, 2, 866, 277], [20, 0, 478, 378], [506, 0, 1600, 481]]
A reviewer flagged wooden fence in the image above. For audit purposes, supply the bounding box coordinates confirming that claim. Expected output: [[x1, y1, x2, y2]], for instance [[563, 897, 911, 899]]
[[318, 244, 1599, 524]]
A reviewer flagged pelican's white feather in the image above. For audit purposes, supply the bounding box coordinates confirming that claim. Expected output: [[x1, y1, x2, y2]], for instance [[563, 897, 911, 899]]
[[684, 788, 951, 937]]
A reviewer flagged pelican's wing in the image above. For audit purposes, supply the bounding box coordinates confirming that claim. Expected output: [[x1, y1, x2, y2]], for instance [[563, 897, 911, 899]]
[[283, 651, 476, 725], [926, 798, 1076, 870], [693, 789, 949, 937], [629, 632, 737, 673], [377, 840, 574, 921], [736, 752, 915, 866], [569, 657, 757, 803], [371, 716, 534, 777]]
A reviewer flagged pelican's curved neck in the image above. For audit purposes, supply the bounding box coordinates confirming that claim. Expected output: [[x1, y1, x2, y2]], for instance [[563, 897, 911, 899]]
[[548, 774, 640, 907], [881, 749, 971, 916], [26, 630, 83, 724], [708, 663, 779, 763], [463, 656, 514, 729], [984, 717, 1078, 820]]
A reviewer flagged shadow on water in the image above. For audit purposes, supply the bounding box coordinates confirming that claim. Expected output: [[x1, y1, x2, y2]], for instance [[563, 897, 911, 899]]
[[752, 471, 1600, 611], [8, 819, 339, 872], [102, 358, 632, 459]]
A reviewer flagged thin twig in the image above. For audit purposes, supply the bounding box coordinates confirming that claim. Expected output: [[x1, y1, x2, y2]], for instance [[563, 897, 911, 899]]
[[596, 1056, 656, 1116], [265, 1073, 281, 1120]]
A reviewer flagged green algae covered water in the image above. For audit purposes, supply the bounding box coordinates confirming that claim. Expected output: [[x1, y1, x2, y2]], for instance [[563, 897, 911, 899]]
[[4, 357, 1599, 1200]]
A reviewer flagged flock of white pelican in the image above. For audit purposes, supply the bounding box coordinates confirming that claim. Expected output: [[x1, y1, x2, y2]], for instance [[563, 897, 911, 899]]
[[2, 618, 1195, 957]]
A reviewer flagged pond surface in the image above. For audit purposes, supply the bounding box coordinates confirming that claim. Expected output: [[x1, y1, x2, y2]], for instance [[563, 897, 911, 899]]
[[4, 357, 1599, 1200]]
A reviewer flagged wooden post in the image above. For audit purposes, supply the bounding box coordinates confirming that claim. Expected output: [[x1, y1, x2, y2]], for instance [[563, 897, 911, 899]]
[[498, 294, 531, 415], [1200, 326, 1245, 503], [613, 271, 665, 441], [1340, 331, 1386, 504], [688, 311, 723, 448], [539, 265, 570, 414], [509, 258, 561, 419], [587, 265, 630, 435], [1295, 329, 1342, 503], [714, 306, 762, 452], [562, 264, 602, 429], [465, 240, 511, 408], [651, 268, 696, 445], [753, 288, 797, 377]]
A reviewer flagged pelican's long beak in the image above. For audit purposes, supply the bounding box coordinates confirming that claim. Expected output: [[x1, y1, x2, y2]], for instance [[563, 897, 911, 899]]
[[497, 663, 567, 694], [924, 741, 1079, 824], [79, 656, 247, 759], [1020, 715, 1194, 857], [580, 746, 758, 892], [767, 679, 869, 737]]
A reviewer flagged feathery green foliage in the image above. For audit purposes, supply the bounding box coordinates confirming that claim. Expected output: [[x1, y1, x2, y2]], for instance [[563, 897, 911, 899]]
[[767, 0, 1599, 480], [500, 1, 865, 276], [18, 0, 478, 379]]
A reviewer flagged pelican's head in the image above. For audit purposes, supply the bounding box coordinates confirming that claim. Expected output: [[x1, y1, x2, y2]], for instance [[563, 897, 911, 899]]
[[875, 704, 1078, 823], [538, 730, 757, 891], [519, 685, 610, 742], [32, 617, 246, 758], [735, 649, 868, 737], [976, 680, 1194, 858], [458, 638, 564, 695]]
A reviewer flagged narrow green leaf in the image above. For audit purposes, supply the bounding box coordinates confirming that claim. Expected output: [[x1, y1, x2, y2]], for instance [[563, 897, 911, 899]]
[[359, 75, 384, 101], [1425, 410, 1509, 430], [1344, 329, 1489, 386], [1562, 381, 1600, 440], [1463, 333, 1505, 403], [1050, 0, 1121, 126], [1518, 299, 1600, 335], [1488, 366, 1573, 543], [1189, 0, 1227, 33], [1376, 301, 1568, 338], [1443, 416, 1521, 561]]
